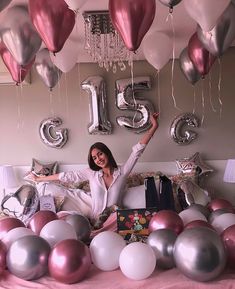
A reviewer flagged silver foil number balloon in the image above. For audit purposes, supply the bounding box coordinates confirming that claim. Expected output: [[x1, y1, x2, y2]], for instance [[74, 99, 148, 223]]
[[170, 113, 199, 145], [81, 76, 112, 135], [0, 5, 42, 65], [39, 117, 68, 149], [115, 76, 154, 134]]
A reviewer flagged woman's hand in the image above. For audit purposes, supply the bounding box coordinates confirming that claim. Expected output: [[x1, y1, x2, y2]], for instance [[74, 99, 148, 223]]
[[150, 112, 159, 130], [25, 172, 40, 183], [139, 112, 159, 145]]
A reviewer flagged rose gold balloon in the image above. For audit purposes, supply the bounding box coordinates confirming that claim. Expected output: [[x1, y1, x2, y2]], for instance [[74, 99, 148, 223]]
[[221, 224, 235, 269], [48, 239, 91, 284], [0, 241, 6, 274], [0, 42, 34, 84], [207, 198, 234, 213], [184, 220, 215, 231], [27, 210, 58, 235], [28, 0, 75, 53], [188, 33, 216, 76], [0, 217, 25, 240], [109, 0, 156, 51], [148, 210, 184, 235]]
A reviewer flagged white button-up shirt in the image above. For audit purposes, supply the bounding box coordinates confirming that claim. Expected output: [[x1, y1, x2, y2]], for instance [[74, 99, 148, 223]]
[[58, 143, 146, 218]]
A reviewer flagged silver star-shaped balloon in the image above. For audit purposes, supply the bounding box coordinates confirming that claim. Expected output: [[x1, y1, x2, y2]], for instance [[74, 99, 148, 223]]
[[176, 152, 214, 177]]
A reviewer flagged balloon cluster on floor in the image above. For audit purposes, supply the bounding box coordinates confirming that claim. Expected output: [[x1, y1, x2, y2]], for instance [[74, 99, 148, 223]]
[[0, 196, 235, 283]]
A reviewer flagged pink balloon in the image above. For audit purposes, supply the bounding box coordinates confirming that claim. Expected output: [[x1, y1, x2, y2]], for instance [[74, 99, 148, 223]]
[[27, 210, 58, 235], [48, 239, 91, 284], [188, 33, 216, 76], [184, 220, 215, 231], [148, 210, 184, 235], [0, 241, 6, 274], [207, 198, 235, 213], [28, 0, 76, 53], [0, 42, 34, 84], [109, 0, 156, 51], [0, 217, 25, 240], [221, 224, 235, 269]]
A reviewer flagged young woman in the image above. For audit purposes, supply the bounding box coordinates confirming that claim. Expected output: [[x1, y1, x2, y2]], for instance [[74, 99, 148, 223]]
[[28, 112, 159, 224]]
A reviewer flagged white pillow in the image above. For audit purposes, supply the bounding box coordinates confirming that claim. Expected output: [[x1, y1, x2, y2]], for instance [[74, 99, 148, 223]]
[[123, 185, 146, 209]]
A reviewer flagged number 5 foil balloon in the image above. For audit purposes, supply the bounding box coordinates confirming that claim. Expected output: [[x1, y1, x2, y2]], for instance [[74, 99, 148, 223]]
[[39, 117, 68, 149], [170, 113, 200, 145], [115, 76, 154, 134], [81, 76, 112, 135]]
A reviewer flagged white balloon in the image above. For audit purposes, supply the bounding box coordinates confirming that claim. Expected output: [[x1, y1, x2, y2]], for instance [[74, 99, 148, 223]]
[[211, 213, 235, 234], [119, 242, 156, 280], [2, 227, 35, 250], [40, 220, 77, 248], [90, 231, 126, 271], [64, 0, 87, 11], [184, 0, 230, 31], [143, 31, 171, 71], [179, 209, 207, 226], [50, 38, 78, 73]]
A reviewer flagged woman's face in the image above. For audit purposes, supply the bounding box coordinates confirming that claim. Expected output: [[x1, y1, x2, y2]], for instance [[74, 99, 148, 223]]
[[91, 148, 109, 169]]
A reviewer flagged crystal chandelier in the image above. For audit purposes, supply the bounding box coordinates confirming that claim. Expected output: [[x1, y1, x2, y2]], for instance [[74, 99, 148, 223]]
[[83, 11, 131, 73]]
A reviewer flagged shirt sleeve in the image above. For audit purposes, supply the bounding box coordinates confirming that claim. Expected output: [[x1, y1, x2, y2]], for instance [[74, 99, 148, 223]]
[[58, 168, 92, 184], [122, 142, 146, 175]]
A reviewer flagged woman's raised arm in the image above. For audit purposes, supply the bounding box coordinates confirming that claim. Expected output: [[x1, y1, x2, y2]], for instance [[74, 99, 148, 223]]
[[139, 112, 159, 145]]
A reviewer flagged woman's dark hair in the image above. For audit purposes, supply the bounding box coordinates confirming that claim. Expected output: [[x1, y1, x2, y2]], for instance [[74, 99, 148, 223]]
[[88, 142, 118, 171]]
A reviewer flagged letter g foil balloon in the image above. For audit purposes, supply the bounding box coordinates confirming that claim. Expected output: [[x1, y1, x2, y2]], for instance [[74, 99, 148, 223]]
[[28, 0, 75, 53], [109, 0, 156, 52]]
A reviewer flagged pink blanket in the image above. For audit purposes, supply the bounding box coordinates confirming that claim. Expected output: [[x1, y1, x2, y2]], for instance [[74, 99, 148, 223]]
[[1, 266, 235, 289]]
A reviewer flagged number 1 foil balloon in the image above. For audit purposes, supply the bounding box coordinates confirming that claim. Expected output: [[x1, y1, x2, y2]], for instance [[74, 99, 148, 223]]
[[115, 76, 154, 134], [0, 0, 11, 12], [39, 117, 68, 149], [0, 42, 34, 84], [109, 0, 156, 52], [28, 0, 76, 53], [35, 48, 62, 90], [197, 3, 235, 57], [81, 76, 112, 135], [0, 5, 42, 66]]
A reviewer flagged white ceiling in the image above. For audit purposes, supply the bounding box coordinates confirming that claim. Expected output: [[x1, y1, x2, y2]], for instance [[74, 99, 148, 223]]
[[0, 0, 234, 64]]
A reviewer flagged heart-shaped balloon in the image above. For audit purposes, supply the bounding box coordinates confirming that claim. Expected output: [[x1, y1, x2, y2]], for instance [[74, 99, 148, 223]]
[[0, 5, 42, 66], [188, 33, 216, 77], [109, 0, 156, 51], [184, 0, 230, 32], [179, 47, 201, 85], [197, 3, 235, 57], [28, 0, 76, 53], [0, 42, 34, 84], [0, 0, 11, 12], [35, 48, 62, 90]]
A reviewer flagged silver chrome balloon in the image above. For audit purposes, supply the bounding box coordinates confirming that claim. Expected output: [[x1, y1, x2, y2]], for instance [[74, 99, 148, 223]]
[[0, 0, 11, 12], [115, 76, 154, 134], [35, 48, 62, 90], [0, 5, 42, 65], [39, 117, 68, 149], [7, 235, 51, 280], [65, 214, 91, 243], [147, 229, 177, 269], [159, 0, 182, 9], [173, 227, 226, 282], [170, 113, 200, 145], [197, 3, 235, 57], [81, 76, 112, 135], [179, 48, 201, 85]]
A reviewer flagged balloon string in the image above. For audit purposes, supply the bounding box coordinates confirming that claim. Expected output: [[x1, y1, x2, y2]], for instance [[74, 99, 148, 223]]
[[15, 85, 22, 130], [201, 79, 205, 125], [217, 58, 223, 119], [192, 85, 196, 114], [156, 71, 161, 120], [64, 72, 69, 119], [166, 12, 180, 111], [130, 54, 137, 128], [208, 71, 216, 112], [49, 90, 54, 116]]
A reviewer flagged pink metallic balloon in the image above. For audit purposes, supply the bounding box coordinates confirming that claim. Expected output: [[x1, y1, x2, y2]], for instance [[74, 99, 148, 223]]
[[221, 224, 235, 269], [0, 241, 6, 274], [0, 217, 25, 240], [207, 198, 235, 213], [27, 210, 58, 235], [184, 220, 215, 231], [28, 0, 76, 53], [0, 0, 11, 12], [188, 33, 216, 76], [0, 42, 34, 84], [109, 0, 156, 51], [48, 239, 91, 284], [148, 210, 184, 235]]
